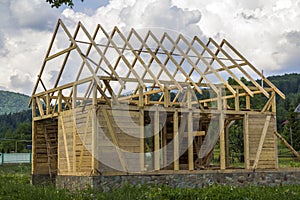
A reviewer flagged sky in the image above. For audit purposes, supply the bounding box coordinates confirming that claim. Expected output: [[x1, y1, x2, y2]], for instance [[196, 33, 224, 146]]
[[0, 0, 300, 95]]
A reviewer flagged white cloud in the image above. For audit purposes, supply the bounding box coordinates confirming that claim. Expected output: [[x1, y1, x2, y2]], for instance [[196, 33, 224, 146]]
[[172, 0, 300, 75], [0, 0, 300, 95], [0, 0, 60, 95]]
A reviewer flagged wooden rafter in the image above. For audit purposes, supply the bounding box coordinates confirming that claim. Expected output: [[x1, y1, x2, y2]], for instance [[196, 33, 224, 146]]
[[30, 19, 285, 116]]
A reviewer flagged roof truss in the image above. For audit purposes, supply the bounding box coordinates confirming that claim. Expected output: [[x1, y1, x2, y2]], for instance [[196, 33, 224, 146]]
[[30, 19, 285, 109]]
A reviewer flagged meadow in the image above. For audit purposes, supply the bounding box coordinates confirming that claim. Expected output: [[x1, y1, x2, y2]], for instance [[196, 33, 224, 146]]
[[1, 164, 300, 199]]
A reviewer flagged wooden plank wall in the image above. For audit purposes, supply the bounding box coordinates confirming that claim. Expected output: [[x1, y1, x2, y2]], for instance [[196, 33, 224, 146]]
[[58, 108, 94, 176], [247, 114, 277, 169], [33, 120, 58, 175], [96, 108, 141, 173]]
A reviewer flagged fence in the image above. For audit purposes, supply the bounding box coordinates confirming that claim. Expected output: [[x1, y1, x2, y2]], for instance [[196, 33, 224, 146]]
[[0, 153, 32, 165]]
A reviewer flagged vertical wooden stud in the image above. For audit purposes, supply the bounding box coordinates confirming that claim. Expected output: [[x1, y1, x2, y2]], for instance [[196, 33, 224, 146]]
[[188, 111, 194, 171], [272, 91, 276, 113], [154, 107, 160, 171], [246, 95, 250, 110], [139, 109, 145, 172], [173, 110, 179, 170], [46, 93, 50, 115], [91, 83, 97, 175], [58, 90, 62, 113], [244, 113, 250, 169], [235, 89, 239, 111], [219, 113, 226, 170], [72, 84, 77, 109], [164, 86, 170, 107], [138, 86, 145, 171]]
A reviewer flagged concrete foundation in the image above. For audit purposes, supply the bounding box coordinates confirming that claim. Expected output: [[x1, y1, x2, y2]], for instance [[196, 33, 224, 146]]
[[54, 169, 300, 191]]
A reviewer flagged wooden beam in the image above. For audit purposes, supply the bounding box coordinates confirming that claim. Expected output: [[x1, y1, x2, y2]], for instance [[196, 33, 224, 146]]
[[139, 109, 145, 171], [58, 90, 62, 113], [131, 29, 183, 92], [188, 111, 194, 171], [115, 27, 165, 91], [244, 114, 250, 169], [235, 89, 239, 111], [163, 86, 170, 107], [173, 110, 179, 170], [262, 92, 275, 112], [274, 131, 300, 160], [154, 108, 160, 171], [45, 46, 77, 61], [32, 97, 37, 118], [59, 20, 111, 106], [60, 116, 71, 172], [246, 95, 250, 110], [219, 113, 226, 170], [72, 84, 77, 109], [272, 91, 276, 113], [252, 115, 271, 170], [103, 80, 119, 105], [30, 19, 61, 104], [98, 26, 145, 88], [92, 84, 97, 174], [31, 121, 36, 174], [36, 97, 44, 117], [147, 31, 203, 94], [164, 33, 219, 95], [223, 39, 285, 99], [78, 22, 125, 88]]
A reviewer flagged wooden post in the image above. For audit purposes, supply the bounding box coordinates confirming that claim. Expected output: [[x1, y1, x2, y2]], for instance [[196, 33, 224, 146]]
[[272, 91, 276, 113], [58, 90, 62, 113], [173, 110, 179, 170], [187, 86, 194, 171], [72, 84, 77, 109], [138, 86, 144, 107], [188, 111, 194, 171], [46, 93, 50, 115], [154, 107, 160, 171], [219, 113, 226, 170], [164, 85, 170, 107], [235, 89, 239, 111], [217, 89, 226, 170], [138, 86, 145, 171], [246, 95, 250, 110], [31, 120, 36, 174], [91, 83, 97, 174], [244, 114, 250, 169], [32, 97, 37, 118]]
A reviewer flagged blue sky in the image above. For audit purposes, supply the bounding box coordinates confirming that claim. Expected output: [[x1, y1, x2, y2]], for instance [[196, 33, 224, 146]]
[[0, 0, 300, 95]]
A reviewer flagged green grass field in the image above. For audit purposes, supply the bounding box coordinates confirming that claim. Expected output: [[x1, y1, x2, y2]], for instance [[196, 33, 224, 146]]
[[1, 164, 300, 199]]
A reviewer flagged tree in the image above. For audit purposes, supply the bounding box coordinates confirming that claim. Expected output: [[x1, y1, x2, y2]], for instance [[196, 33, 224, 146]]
[[46, 0, 84, 8]]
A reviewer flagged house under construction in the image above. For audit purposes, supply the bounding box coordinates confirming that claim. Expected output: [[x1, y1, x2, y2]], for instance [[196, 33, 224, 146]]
[[30, 19, 287, 186]]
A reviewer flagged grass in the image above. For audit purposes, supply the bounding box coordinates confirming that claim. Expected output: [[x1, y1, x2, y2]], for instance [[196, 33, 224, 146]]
[[1, 164, 300, 199]]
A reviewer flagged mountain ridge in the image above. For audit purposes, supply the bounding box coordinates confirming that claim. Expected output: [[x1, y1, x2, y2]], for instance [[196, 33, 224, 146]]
[[0, 90, 30, 115]]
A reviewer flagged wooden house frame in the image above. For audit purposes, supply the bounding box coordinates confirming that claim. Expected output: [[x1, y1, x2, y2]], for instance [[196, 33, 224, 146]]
[[30, 19, 286, 179]]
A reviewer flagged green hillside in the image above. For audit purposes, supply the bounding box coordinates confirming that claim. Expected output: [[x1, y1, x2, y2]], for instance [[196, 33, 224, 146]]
[[0, 90, 30, 115]]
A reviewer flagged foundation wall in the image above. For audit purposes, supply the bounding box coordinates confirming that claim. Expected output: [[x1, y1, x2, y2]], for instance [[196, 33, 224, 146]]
[[55, 170, 300, 191]]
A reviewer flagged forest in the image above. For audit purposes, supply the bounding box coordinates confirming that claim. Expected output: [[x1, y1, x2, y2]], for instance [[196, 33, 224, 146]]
[[0, 73, 299, 155]]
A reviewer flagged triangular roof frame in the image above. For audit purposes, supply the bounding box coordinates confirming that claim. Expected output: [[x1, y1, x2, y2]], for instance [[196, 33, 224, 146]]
[[29, 19, 285, 107]]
